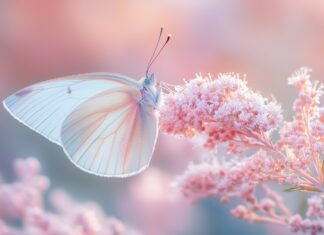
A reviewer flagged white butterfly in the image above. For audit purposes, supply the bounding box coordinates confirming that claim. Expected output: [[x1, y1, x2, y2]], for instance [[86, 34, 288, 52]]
[[3, 29, 171, 178]]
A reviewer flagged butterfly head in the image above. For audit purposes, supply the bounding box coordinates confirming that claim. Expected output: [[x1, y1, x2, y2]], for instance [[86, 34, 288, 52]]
[[139, 75, 161, 109], [144, 74, 155, 86]]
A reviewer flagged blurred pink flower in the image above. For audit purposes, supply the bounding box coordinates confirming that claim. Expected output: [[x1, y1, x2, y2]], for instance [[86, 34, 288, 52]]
[[0, 158, 141, 235], [288, 196, 324, 235], [0, 158, 48, 219], [119, 167, 193, 235]]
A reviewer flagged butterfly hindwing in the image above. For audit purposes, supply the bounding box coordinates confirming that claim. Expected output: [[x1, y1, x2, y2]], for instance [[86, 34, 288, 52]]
[[60, 87, 158, 177]]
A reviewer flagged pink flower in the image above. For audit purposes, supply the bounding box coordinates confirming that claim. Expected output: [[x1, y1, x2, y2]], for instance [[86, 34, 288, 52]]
[[306, 196, 324, 219], [119, 168, 192, 235], [280, 67, 323, 157], [260, 198, 276, 213], [173, 150, 297, 203], [0, 157, 48, 219], [289, 214, 304, 233], [160, 73, 283, 153], [172, 161, 219, 203], [162, 68, 324, 234], [0, 158, 141, 235], [288, 212, 324, 235]]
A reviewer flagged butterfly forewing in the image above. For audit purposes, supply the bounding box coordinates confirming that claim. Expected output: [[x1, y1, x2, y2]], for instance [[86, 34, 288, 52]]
[[60, 87, 158, 177], [3, 73, 139, 145]]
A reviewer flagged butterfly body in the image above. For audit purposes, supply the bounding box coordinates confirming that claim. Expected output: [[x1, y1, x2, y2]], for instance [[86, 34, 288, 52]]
[[139, 75, 161, 110], [3, 73, 161, 177]]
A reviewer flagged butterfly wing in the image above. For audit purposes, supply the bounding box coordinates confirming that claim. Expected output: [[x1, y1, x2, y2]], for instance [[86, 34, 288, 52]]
[[3, 73, 140, 145], [60, 87, 158, 177]]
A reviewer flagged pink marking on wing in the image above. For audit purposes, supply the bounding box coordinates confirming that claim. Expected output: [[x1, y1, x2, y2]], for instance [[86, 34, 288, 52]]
[[104, 133, 116, 174], [63, 90, 133, 133], [67, 91, 136, 167], [64, 100, 128, 133], [88, 138, 105, 170], [89, 106, 132, 171], [66, 112, 107, 150], [121, 104, 139, 172], [74, 108, 128, 164], [103, 108, 133, 174], [135, 110, 145, 169]]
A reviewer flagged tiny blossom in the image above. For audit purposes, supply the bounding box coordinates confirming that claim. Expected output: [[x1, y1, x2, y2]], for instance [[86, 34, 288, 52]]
[[172, 161, 219, 203], [288, 197, 324, 235], [231, 205, 251, 221], [306, 196, 324, 219], [0, 158, 141, 235], [259, 198, 276, 213]]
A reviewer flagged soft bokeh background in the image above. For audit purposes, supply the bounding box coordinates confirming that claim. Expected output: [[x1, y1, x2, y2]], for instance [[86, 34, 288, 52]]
[[0, 1, 324, 234]]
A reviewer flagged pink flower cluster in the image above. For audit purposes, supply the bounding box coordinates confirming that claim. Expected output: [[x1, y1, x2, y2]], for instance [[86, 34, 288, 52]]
[[173, 150, 298, 203], [0, 158, 48, 220], [160, 73, 283, 153], [0, 158, 141, 235], [161, 68, 324, 234], [279, 68, 324, 190]]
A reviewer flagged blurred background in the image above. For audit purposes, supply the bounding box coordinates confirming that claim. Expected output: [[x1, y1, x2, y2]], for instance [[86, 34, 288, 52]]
[[0, 0, 324, 234]]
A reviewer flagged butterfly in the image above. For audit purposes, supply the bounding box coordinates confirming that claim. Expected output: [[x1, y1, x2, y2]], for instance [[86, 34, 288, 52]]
[[3, 28, 171, 177]]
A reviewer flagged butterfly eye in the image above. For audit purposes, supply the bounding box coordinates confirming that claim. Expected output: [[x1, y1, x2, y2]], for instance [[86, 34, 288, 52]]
[[144, 74, 155, 86]]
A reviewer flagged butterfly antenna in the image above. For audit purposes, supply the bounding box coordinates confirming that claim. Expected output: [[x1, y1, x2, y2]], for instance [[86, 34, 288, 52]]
[[146, 27, 164, 77], [146, 29, 171, 77]]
